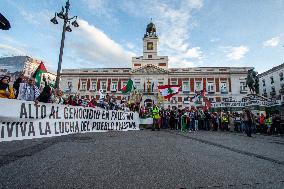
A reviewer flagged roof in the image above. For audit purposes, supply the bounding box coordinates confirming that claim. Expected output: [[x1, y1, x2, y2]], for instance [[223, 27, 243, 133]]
[[258, 63, 284, 77]]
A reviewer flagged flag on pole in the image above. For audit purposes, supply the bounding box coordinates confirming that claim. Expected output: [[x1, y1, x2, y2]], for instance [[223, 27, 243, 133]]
[[32, 62, 47, 87], [203, 97, 212, 110], [158, 85, 180, 99], [121, 79, 134, 93]]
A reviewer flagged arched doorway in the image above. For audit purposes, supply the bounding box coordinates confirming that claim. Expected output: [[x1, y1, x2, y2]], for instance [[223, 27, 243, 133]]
[[144, 99, 153, 108]]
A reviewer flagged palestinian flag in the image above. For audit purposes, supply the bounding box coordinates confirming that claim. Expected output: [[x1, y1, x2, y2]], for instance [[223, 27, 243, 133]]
[[33, 62, 47, 87], [121, 79, 134, 93], [158, 85, 180, 99]]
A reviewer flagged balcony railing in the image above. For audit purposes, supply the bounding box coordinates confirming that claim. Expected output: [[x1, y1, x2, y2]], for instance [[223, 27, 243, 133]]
[[270, 91, 276, 96]]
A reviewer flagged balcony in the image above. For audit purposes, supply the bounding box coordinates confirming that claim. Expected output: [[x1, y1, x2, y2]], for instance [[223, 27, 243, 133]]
[[182, 90, 190, 94], [270, 91, 276, 96], [207, 90, 215, 94], [221, 89, 228, 94], [240, 88, 248, 94]]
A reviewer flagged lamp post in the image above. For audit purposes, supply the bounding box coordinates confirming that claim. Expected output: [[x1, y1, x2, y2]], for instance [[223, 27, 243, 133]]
[[50, 0, 79, 89]]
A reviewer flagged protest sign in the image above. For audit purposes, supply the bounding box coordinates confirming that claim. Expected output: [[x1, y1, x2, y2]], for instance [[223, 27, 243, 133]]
[[0, 99, 140, 142]]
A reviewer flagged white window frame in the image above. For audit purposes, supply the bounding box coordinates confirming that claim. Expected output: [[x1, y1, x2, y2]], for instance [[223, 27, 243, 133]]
[[111, 82, 118, 92], [240, 82, 247, 91], [90, 81, 97, 91], [182, 81, 190, 92], [100, 80, 107, 91], [207, 82, 214, 92], [220, 82, 228, 93], [195, 81, 202, 91], [81, 81, 87, 91], [171, 81, 177, 85]]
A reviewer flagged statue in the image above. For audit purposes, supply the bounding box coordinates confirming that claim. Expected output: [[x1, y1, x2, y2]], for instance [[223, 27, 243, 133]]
[[146, 22, 157, 37], [246, 68, 259, 94]]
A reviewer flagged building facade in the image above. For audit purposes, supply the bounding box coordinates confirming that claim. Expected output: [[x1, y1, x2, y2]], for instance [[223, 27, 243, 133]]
[[258, 63, 284, 100], [0, 56, 42, 82], [60, 22, 252, 108]]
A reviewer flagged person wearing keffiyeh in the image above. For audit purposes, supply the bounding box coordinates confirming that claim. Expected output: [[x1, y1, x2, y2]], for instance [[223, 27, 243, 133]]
[[17, 77, 40, 101], [0, 75, 15, 99]]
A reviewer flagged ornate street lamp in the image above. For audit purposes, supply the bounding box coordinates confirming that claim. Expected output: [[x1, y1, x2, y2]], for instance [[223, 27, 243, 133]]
[[50, 0, 79, 89]]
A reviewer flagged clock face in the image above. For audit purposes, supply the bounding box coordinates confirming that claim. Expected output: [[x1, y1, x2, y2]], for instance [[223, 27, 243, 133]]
[[147, 42, 153, 50]]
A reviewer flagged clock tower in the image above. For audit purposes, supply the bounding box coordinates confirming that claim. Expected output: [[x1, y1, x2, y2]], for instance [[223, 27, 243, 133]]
[[132, 21, 168, 69], [143, 22, 158, 59]]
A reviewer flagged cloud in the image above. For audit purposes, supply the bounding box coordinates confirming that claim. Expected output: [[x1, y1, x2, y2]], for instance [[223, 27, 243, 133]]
[[185, 47, 203, 60], [120, 0, 204, 67], [0, 44, 27, 56], [225, 46, 249, 60], [65, 19, 135, 68], [210, 38, 220, 42], [263, 37, 280, 47], [82, 0, 119, 25]]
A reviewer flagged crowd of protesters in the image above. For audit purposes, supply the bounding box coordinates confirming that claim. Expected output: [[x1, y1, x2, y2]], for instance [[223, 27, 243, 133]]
[[1, 74, 283, 136], [142, 105, 283, 136], [0, 74, 140, 111]]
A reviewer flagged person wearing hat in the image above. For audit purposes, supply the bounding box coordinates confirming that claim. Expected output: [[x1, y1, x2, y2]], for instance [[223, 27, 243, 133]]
[[0, 75, 15, 99]]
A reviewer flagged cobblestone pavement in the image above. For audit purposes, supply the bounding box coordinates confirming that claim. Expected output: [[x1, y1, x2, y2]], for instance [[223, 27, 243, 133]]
[[0, 130, 283, 189]]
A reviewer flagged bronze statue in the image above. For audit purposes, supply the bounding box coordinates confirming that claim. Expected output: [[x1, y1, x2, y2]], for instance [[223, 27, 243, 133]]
[[246, 68, 259, 94]]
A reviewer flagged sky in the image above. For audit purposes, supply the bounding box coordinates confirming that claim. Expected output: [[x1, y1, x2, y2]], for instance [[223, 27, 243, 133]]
[[1, 0, 284, 74]]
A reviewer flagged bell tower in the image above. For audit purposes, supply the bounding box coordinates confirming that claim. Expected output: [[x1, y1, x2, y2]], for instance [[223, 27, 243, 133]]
[[132, 21, 168, 69], [143, 22, 158, 59]]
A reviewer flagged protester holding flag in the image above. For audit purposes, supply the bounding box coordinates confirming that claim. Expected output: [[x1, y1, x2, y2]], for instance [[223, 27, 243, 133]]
[[33, 62, 47, 87], [121, 79, 135, 93], [0, 75, 15, 99]]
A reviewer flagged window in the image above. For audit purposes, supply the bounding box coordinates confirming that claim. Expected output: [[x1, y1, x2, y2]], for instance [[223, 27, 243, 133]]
[[171, 97, 177, 104], [158, 63, 166, 66], [271, 86, 276, 92], [280, 72, 284, 81], [240, 82, 247, 91], [207, 82, 214, 92], [209, 98, 214, 102], [100, 81, 107, 91], [271, 76, 274, 84], [182, 81, 190, 92], [111, 82, 117, 91], [148, 55, 152, 58], [147, 42, 153, 50], [135, 82, 141, 90], [262, 79, 266, 87], [220, 82, 228, 94], [158, 81, 163, 86], [263, 88, 266, 94], [121, 81, 128, 90], [195, 81, 202, 91], [91, 81, 97, 91], [67, 82, 72, 89], [171, 81, 177, 85], [81, 81, 87, 90]]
